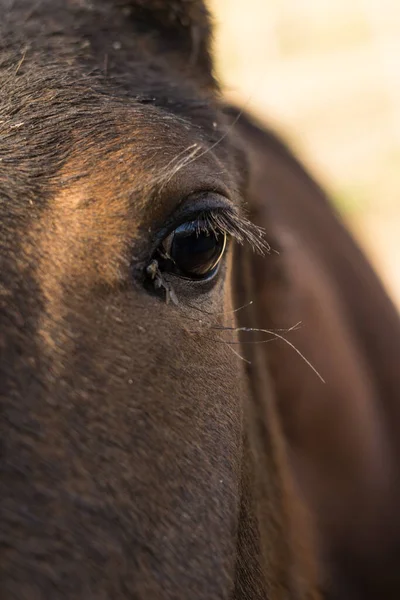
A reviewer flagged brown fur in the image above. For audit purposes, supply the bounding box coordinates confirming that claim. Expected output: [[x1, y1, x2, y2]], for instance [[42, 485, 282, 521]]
[[230, 109, 400, 598], [1, 1, 399, 599]]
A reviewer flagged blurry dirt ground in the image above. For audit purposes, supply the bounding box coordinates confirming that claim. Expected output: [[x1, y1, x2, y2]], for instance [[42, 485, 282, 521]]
[[207, 0, 400, 308]]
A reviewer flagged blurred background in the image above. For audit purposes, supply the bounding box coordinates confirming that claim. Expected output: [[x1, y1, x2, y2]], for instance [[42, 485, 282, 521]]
[[207, 0, 400, 308]]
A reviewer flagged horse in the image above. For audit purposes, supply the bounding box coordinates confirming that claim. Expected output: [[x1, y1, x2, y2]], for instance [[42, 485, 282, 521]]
[[1, 1, 399, 598]]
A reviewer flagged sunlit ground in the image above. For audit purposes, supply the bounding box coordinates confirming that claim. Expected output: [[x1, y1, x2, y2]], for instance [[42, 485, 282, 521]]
[[207, 0, 400, 308]]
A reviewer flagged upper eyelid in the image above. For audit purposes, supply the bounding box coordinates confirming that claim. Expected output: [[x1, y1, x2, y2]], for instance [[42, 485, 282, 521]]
[[149, 191, 268, 256], [159, 205, 268, 257], [153, 192, 234, 239]]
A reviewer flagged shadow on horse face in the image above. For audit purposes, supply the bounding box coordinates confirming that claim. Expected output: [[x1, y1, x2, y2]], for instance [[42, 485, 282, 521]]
[[0, 2, 285, 598], [3, 1, 400, 599], [27, 106, 246, 589]]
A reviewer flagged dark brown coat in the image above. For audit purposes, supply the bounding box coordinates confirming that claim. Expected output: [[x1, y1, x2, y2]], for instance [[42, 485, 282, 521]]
[[1, 1, 399, 598]]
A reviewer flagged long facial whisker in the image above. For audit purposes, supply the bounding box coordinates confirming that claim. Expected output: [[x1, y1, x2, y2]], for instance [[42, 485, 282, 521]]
[[175, 95, 254, 169], [212, 321, 303, 334], [212, 337, 289, 346], [156, 144, 202, 191], [152, 95, 253, 191], [184, 300, 254, 317], [257, 328, 324, 383], [225, 343, 251, 364], [210, 325, 324, 383]]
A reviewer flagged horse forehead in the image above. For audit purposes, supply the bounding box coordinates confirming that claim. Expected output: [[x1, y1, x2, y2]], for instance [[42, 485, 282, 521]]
[[1, 92, 232, 294], [1, 80, 226, 208], [48, 103, 231, 232], [60, 103, 221, 190]]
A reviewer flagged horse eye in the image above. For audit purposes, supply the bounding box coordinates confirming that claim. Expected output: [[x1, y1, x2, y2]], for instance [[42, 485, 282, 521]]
[[157, 218, 227, 280]]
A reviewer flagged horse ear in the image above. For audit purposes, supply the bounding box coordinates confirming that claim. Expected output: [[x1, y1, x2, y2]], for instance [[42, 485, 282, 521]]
[[117, 1, 216, 89]]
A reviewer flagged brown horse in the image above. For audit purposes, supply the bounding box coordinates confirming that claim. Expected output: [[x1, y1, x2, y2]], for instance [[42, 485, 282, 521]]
[[1, 1, 399, 598]]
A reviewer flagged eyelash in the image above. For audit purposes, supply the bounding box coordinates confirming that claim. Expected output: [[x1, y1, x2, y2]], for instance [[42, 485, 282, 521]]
[[142, 205, 268, 299], [192, 208, 268, 255]]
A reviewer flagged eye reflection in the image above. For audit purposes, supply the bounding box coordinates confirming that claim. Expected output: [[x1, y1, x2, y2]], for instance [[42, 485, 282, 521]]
[[158, 218, 227, 280]]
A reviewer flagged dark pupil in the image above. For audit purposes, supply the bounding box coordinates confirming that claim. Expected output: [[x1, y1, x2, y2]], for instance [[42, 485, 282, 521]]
[[168, 221, 225, 278]]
